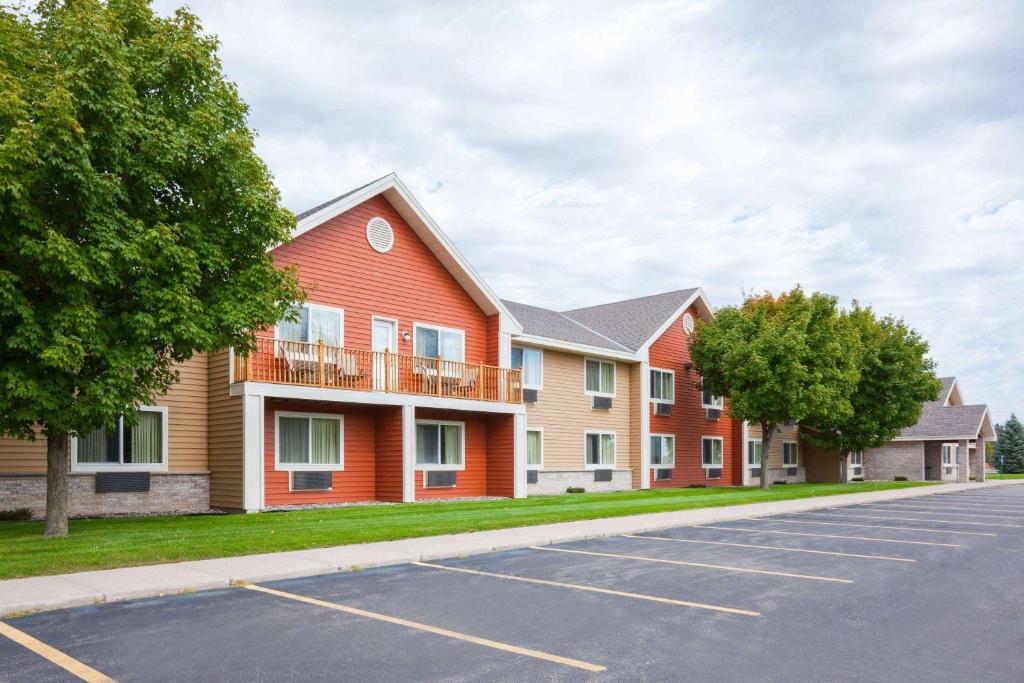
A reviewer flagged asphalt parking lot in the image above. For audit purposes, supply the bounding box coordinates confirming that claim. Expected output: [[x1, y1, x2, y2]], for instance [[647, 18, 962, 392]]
[[3, 485, 1024, 682]]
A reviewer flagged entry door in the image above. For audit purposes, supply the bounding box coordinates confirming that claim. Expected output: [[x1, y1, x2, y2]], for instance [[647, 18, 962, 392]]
[[372, 318, 397, 390]]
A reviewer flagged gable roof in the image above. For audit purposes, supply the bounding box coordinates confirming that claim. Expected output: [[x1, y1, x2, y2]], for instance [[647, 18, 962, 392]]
[[291, 174, 520, 330], [897, 403, 994, 440], [931, 377, 957, 407], [561, 288, 704, 352], [502, 300, 631, 354]]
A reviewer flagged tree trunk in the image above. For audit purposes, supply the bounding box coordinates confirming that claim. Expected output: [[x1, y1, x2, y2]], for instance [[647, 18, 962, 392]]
[[838, 446, 848, 483], [759, 420, 775, 490], [44, 432, 70, 538]]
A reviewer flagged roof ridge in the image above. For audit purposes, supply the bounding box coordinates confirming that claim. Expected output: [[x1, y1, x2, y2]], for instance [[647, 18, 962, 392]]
[[293, 173, 394, 221], [502, 299, 632, 352], [562, 287, 699, 314]]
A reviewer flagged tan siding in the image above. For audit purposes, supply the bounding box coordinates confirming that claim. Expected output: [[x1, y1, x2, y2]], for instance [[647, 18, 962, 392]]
[[207, 350, 243, 509], [747, 423, 801, 467], [628, 363, 642, 488], [524, 348, 634, 471], [0, 428, 47, 474]]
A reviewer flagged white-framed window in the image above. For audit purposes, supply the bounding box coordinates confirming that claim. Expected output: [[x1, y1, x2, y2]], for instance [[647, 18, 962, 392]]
[[413, 323, 465, 361], [275, 411, 344, 471], [584, 358, 616, 397], [747, 439, 763, 466], [701, 379, 723, 409], [277, 303, 344, 346], [526, 428, 543, 469], [416, 420, 465, 470], [702, 436, 724, 467], [783, 441, 799, 467], [585, 431, 616, 468], [650, 368, 674, 404], [650, 434, 675, 467], [73, 406, 169, 472], [512, 347, 543, 389], [849, 450, 863, 477], [942, 443, 958, 466]]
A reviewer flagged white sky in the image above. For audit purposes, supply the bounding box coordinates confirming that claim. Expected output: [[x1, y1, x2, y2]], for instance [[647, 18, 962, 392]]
[[155, 0, 1024, 422]]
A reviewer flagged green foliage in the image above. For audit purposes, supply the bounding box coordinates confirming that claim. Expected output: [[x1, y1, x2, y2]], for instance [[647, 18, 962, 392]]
[[0, 0, 303, 440], [0, 508, 33, 522], [994, 414, 1024, 473]]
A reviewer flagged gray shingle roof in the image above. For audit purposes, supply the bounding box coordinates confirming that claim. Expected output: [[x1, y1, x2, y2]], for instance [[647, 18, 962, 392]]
[[561, 288, 700, 352], [900, 403, 988, 439], [928, 377, 956, 407], [501, 300, 630, 352], [293, 175, 391, 222]]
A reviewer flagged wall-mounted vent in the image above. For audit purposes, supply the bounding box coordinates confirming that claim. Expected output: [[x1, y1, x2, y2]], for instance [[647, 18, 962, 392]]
[[425, 471, 457, 488], [682, 313, 695, 335], [291, 471, 332, 491], [365, 217, 395, 253], [705, 468, 722, 480], [654, 468, 673, 481], [592, 396, 612, 410], [785, 419, 799, 427], [655, 402, 672, 416], [522, 388, 538, 404], [705, 408, 721, 421], [526, 470, 539, 484], [593, 469, 613, 482], [95, 472, 150, 493]]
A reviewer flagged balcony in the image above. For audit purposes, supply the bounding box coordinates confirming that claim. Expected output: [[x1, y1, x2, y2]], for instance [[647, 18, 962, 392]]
[[233, 337, 524, 404]]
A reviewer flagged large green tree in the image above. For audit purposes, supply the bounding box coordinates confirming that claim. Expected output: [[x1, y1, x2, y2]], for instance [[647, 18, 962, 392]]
[[0, 0, 303, 536], [801, 304, 941, 479], [690, 287, 860, 489], [994, 414, 1024, 473]]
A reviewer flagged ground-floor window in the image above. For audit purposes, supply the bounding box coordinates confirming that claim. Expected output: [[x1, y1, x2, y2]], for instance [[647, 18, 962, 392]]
[[585, 431, 616, 468], [783, 441, 799, 466], [276, 412, 344, 470], [849, 450, 863, 477], [747, 439, 763, 466], [526, 428, 543, 469], [74, 406, 168, 470], [650, 434, 675, 467], [416, 421, 465, 470], [702, 436, 724, 467]]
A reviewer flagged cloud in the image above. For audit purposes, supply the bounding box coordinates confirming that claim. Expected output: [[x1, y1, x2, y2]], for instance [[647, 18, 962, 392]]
[[154, 0, 1024, 422]]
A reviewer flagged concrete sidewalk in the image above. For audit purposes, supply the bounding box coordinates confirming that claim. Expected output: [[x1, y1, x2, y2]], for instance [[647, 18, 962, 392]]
[[2, 480, 1020, 617]]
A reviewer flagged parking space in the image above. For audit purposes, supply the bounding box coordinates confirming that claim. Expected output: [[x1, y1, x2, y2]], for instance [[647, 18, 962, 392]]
[[3, 485, 1024, 682]]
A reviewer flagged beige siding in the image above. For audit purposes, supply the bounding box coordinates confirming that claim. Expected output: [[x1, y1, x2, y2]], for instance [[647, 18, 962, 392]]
[[524, 348, 634, 471], [748, 422, 801, 467], [628, 363, 642, 487], [207, 350, 243, 509], [0, 428, 47, 474]]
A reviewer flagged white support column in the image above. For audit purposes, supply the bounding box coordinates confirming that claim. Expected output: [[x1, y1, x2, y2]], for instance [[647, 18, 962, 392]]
[[402, 404, 416, 502], [513, 412, 527, 498], [242, 393, 264, 512], [639, 361, 651, 489], [741, 421, 751, 486], [957, 439, 970, 483], [975, 438, 987, 483]]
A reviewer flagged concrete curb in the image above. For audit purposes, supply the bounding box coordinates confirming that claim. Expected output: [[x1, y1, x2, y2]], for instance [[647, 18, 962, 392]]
[[2, 480, 1020, 617]]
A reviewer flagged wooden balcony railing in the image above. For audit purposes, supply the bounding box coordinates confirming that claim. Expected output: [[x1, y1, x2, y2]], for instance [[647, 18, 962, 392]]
[[233, 337, 524, 404]]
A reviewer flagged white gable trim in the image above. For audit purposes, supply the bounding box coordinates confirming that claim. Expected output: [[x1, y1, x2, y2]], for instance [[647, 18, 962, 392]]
[[512, 332, 638, 361], [636, 288, 715, 355], [943, 377, 964, 406]]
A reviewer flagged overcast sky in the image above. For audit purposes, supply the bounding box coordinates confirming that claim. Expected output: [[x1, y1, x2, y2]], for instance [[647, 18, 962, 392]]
[[155, 1, 1023, 422]]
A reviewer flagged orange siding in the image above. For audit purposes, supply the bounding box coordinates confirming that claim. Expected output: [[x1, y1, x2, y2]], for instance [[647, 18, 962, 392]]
[[375, 406, 404, 502], [486, 314, 501, 366], [414, 408, 488, 499], [485, 414, 515, 497], [648, 304, 738, 487]]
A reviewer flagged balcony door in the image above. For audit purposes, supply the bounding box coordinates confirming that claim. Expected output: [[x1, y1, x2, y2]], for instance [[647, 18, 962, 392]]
[[372, 317, 398, 391]]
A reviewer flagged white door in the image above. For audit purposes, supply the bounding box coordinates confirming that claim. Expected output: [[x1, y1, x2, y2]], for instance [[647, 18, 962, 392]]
[[372, 318, 397, 390]]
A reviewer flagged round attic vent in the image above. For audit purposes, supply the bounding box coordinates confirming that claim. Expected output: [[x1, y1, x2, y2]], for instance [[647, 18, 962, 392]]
[[365, 217, 394, 253], [682, 313, 695, 334]]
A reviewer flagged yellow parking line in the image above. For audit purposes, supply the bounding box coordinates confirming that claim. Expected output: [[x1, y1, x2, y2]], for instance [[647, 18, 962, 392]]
[[244, 584, 605, 673], [529, 546, 853, 583], [852, 505, 1024, 519], [806, 512, 1021, 528], [697, 525, 961, 547], [622, 534, 915, 562], [0, 621, 114, 683], [413, 562, 759, 616], [762, 518, 996, 536]]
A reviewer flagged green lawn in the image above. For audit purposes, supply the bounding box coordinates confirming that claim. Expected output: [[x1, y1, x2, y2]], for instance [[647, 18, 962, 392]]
[[987, 473, 1024, 479], [0, 481, 932, 580]]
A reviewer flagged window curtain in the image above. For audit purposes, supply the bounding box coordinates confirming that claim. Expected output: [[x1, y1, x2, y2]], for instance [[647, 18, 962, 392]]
[[747, 441, 761, 465], [441, 424, 461, 464], [279, 307, 309, 342], [78, 427, 109, 463], [417, 424, 438, 464], [311, 417, 340, 464], [600, 434, 615, 465], [130, 411, 163, 464], [279, 416, 310, 464], [523, 349, 541, 386], [600, 362, 614, 393], [309, 309, 342, 346], [585, 361, 600, 392], [439, 331, 462, 361], [527, 431, 541, 466], [416, 328, 438, 358]]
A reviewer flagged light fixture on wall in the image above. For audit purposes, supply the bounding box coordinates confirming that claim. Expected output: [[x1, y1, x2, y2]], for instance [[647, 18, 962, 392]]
[[683, 361, 694, 371], [402, 330, 412, 342]]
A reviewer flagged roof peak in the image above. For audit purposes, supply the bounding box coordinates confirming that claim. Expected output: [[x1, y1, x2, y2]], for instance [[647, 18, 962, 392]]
[[562, 287, 700, 314]]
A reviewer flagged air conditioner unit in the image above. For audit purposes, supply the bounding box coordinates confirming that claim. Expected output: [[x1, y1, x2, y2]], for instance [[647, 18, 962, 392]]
[[786, 467, 798, 477], [592, 395, 613, 410], [749, 467, 762, 478], [522, 388, 538, 404], [526, 470, 539, 484], [705, 407, 721, 421], [654, 402, 672, 416], [785, 419, 799, 427], [654, 468, 673, 481], [706, 468, 722, 480], [425, 471, 457, 488], [593, 469, 613, 482], [291, 471, 332, 491]]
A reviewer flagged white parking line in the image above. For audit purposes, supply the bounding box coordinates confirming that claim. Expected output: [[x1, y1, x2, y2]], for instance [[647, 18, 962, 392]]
[[851, 505, 1024, 519], [696, 525, 961, 547], [622, 534, 915, 562], [757, 518, 996, 536], [802, 511, 1021, 528]]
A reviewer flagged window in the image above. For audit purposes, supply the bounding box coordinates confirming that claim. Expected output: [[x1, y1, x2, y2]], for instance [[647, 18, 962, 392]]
[[276, 412, 344, 470], [747, 440, 763, 466], [584, 359, 615, 396], [512, 347, 543, 389], [850, 451, 863, 476], [526, 429, 543, 469], [75, 407, 168, 470], [701, 379, 723, 409], [414, 324, 465, 361], [585, 431, 616, 468], [783, 442, 799, 467], [650, 369, 674, 403], [416, 421, 464, 470], [650, 434, 675, 467], [702, 437, 724, 467], [277, 304, 343, 346], [942, 443, 957, 466]]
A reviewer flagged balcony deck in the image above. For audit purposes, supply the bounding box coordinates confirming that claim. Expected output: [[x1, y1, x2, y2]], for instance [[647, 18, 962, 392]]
[[233, 337, 524, 404]]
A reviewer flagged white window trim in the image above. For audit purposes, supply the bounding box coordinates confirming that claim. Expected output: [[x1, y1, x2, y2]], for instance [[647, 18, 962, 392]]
[[512, 346, 544, 390], [783, 441, 799, 467], [650, 433, 676, 468], [415, 419, 466, 471], [583, 357, 616, 398], [72, 406, 170, 473], [584, 429, 617, 469], [275, 302, 345, 346], [700, 378, 724, 409], [526, 427, 544, 470], [412, 322, 466, 362], [849, 450, 864, 476], [274, 410, 345, 472], [941, 443, 959, 467], [702, 436, 725, 468], [747, 439, 763, 467], [649, 367, 675, 404]]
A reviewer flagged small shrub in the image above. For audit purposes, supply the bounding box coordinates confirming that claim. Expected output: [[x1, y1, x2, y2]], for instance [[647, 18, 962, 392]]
[[773, 481, 788, 485], [687, 483, 706, 488], [851, 477, 865, 482], [894, 476, 908, 482], [566, 486, 586, 494], [0, 508, 32, 522]]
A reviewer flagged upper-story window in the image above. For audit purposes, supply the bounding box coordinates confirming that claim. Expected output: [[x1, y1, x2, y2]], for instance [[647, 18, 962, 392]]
[[701, 378, 723, 409], [74, 406, 168, 471], [512, 347, 543, 389], [584, 358, 615, 397], [414, 323, 465, 361], [650, 368, 674, 403], [277, 303, 344, 347]]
